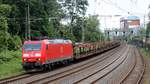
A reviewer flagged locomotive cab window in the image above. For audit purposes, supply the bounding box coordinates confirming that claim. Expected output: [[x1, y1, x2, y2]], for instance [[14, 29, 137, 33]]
[[23, 43, 41, 51]]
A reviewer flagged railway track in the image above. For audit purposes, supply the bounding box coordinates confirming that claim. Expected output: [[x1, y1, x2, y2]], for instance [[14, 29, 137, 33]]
[[0, 71, 41, 84], [92, 45, 135, 84], [119, 46, 145, 84], [27, 45, 127, 84], [71, 46, 129, 84], [90, 46, 145, 84], [0, 44, 123, 84]]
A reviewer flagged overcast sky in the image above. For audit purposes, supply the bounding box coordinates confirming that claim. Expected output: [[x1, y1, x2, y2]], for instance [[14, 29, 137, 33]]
[[86, 0, 150, 30]]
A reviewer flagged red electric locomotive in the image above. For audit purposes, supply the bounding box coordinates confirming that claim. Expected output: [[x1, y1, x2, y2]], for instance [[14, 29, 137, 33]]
[[22, 39, 73, 70]]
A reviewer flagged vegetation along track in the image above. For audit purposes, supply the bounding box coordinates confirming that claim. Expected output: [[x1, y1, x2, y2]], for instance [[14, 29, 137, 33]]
[[26, 45, 127, 84], [0, 44, 123, 84]]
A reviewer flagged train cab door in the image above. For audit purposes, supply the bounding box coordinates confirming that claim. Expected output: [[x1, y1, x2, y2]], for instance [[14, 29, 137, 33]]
[[46, 44, 49, 60], [46, 44, 51, 60]]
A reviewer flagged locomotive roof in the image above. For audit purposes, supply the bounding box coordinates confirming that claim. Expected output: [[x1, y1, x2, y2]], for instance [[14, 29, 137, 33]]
[[24, 39, 72, 44], [47, 39, 72, 44], [24, 40, 41, 44]]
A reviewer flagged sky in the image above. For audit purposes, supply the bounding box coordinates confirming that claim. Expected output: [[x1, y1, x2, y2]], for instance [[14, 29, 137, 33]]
[[86, 0, 150, 30]]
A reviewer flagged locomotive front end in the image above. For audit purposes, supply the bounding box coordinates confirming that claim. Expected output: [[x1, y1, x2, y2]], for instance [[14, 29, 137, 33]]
[[22, 41, 43, 70]]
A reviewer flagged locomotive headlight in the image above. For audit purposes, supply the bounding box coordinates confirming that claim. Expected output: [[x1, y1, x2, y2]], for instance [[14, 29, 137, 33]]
[[23, 58, 27, 61], [38, 58, 41, 61], [23, 54, 29, 57], [35, 53, 41, 57]]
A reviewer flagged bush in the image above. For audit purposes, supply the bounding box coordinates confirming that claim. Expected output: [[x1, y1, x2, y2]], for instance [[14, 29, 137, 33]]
[[0, 50, 21, 64], [0, 31, 10, 52], [0, 50, 23, 79], [8, 35, 22, 50]]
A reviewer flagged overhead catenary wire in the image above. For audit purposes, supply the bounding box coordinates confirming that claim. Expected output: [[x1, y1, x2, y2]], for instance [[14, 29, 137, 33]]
[[94, 0, 97, 15], [102, 0, 147, 16], [130, 0, 138, 14], [130, 0, 138, 6], [101, 0, 130, 14]]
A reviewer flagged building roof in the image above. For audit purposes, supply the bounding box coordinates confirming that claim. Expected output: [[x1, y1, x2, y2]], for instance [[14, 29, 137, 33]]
[[127, 16, 139, 20], [120, 15, 140, 21]]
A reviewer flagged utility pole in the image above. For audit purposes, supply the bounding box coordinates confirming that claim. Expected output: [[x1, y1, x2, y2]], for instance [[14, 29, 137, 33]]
[[70, 0, 76, 35], [145, 4, 150, 49], [27, 3, 31, 40], [149, 4, 150, 20], [25, 6, 28, 40], [104, 16, 107, 41], [144, 5, 150, 49], [81, 18, 85, 43], [143, 15, 146, 48]]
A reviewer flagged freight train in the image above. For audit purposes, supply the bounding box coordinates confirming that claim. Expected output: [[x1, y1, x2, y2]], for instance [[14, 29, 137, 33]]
[[22, 39, 120, 71]]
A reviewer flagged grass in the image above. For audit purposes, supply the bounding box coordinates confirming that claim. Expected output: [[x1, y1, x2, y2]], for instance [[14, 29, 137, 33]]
[[0, 50, 25, 79], [140, 48, 150, 58], [140, 48, 150, 84]]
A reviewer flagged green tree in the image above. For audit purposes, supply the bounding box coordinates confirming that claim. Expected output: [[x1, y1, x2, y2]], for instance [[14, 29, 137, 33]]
[[73, 15, 104, 42], [62, 0, 88, 34], [0, 4, 11, 51], [84, 15, 104, 42], [0, 0, 104, 45], [1, 0, 63, 39], [139, 28, 146, 40]]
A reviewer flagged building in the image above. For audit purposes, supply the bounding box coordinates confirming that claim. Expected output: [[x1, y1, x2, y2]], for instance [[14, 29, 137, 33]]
[[120, 15, 140, 36]]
